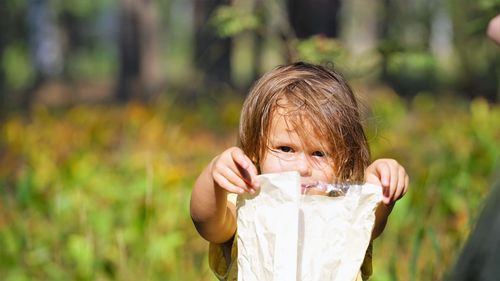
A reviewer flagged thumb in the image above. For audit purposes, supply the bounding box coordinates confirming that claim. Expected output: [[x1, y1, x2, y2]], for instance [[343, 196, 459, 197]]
[[365, 172, 382, 186], [231, 149, 259, 188], [372, 161, 390, 187]]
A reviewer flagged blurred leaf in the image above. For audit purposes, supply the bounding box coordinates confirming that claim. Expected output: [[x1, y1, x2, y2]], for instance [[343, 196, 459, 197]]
[[2, 46, 34, 90], [67, 234, 94, 278], [296, 35, 346, 65], [210, 5, 260, 38], [147, 231, 185, 268], [5, 269, 30, 281], [387, 52, 437, 80], [54, 0, 113, 18], [410, 227, 425, 281], [66, 49, 117, 80]]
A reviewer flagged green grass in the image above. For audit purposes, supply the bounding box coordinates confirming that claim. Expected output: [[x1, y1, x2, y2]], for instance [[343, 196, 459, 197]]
[[0, 91, 498, 280]]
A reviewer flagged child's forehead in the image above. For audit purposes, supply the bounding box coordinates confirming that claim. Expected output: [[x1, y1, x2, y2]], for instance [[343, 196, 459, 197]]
[[273, 96, 307, 117], [269, 108, 328, 147]]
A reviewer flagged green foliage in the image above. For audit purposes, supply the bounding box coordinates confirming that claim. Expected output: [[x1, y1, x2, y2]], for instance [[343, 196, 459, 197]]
[[386, 52, 437, 82], [0, 92, 498, 280], [295, 36, 386, 80], [295, 35, 347, 65], [210, 5, 260, 38], [384, 51, 439, 95], [2, 45, 34, 90], [0, 102, 227, 280], [365, 91, 500, 280], [479, 0, 500, 8], [53, 0, 114, 18], [66, 49, 117, 80]]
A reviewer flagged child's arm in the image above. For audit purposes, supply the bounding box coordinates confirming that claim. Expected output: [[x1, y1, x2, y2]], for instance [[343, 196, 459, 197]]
[[190, 147, 260, 244], [365, 159, 409, 239]]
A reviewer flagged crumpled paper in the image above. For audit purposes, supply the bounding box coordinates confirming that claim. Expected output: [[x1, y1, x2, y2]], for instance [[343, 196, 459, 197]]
[[236, 171, 382, 281]]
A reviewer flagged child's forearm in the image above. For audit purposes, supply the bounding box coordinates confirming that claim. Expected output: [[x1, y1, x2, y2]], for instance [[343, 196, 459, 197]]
[[190, 159, 237, 243], [371, 202, 394, 240]]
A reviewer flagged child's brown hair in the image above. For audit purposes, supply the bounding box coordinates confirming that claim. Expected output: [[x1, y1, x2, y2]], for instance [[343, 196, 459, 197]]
[[238, 62, 370, 182]]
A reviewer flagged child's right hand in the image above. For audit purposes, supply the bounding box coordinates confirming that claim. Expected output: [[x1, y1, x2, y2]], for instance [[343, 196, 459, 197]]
[[211, 147, 260, 194]]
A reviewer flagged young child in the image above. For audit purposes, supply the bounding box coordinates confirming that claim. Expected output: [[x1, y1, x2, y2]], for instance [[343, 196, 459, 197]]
[[190, 62, 409, 280]]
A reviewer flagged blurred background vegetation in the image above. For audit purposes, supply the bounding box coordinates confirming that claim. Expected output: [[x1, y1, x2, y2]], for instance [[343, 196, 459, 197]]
[[0, 0, 499, 280]]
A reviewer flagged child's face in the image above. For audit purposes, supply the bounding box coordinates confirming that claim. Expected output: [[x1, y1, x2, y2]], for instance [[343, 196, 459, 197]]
[[260, 110, 336, 189]]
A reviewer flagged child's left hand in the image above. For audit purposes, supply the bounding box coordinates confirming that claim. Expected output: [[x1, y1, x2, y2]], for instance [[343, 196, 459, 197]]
[[365, 159, 409, 206]]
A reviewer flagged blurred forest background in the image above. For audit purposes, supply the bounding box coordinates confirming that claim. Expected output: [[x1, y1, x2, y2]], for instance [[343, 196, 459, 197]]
[[0, 0, 499, 280]]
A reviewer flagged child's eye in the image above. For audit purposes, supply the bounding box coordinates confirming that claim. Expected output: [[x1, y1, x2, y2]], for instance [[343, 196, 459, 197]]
[[278, 146, 293, 153], [312, 151, 325, 157]]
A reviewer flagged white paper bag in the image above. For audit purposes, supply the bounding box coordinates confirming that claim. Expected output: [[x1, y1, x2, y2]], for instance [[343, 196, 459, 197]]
[[236, 171, 382, 281]]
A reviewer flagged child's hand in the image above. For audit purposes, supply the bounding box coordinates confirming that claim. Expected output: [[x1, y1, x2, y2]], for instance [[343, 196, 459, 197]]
[[365, 159, 409, 206], [211, 147, 260, 195]]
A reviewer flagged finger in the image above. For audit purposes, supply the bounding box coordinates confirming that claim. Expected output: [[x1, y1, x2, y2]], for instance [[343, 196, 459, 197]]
[[364, 169, 382, 187], [224, 165, 253, 192], [213, 172, 246, 194], [231, 148, 250, 170], [245, 157, 259, 182], [231, 149, 259, 188], [404, 174, 410, 195], [237, 163, 255, 188], [376, 162, 391, 197], [244, 158, 260, 189], [366, 159, 388, 184], [392, 167, 407, 201], [387, 163, 398, 200], [241, 168, 260, 193], [225, 156, 260, 194], [231, 149, 250, 182], [375, 161, 391, 188]]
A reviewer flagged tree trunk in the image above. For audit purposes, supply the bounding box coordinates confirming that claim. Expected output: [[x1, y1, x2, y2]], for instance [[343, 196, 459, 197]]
[[139, 0, 162, 97], [340, 0, 378, 55], [117, 0, 140, 101], [25, 0, 63, 108], [193, 0, 232, 91], [378, 0, 393, 83], [287, 0, 341, 38], [116, 0, 162, 102], [0, 1, 6, 116]]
